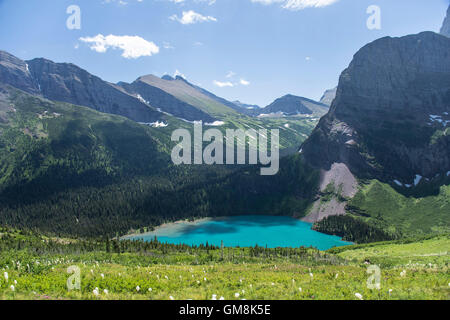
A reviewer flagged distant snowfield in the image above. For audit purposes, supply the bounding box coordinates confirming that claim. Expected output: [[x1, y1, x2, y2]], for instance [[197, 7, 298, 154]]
[[414, 174, 422, 186], [205, 121, 225, 126], [429, 114, 450, 126], [257, 112, 315, 118], [135, 94, 149, 105], [258, 112, 285, 118], [139, 121, 168, 128], [393, 172, 448, 188]]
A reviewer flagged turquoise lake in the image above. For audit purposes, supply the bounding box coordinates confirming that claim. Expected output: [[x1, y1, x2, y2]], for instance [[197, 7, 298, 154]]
[[127, 215, 352, 250]]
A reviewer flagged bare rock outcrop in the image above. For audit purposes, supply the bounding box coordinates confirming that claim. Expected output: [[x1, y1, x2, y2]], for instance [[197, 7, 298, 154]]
[[301, 32, 450, 185]]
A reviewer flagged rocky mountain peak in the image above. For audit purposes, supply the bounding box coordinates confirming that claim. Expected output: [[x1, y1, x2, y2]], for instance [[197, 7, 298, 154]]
[[258, 94, 329, 117], [301, 32, 450, 184], [440, 5, 450, 37], [0, 51, 39, 94], [161, 74, 174, 81], [262, 95, 313, 116], [15, 56, 163, 123], [320, 87, 337, 106]]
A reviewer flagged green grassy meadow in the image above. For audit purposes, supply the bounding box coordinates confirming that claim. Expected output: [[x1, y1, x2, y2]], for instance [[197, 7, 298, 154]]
[[0, 229, 448, 300]]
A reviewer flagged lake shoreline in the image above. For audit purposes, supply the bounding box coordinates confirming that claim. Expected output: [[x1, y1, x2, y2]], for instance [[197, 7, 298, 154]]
[[121, 215, 352, 250], [121, 217, 214, 240]]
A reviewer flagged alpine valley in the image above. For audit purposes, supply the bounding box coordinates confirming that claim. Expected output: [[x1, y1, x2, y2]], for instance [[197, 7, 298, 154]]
[[0, 2, 449, 302], [1, 29, 449, 240]]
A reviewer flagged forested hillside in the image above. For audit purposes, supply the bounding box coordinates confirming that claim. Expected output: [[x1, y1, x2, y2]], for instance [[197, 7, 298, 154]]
[[0, 85, 320, 237]]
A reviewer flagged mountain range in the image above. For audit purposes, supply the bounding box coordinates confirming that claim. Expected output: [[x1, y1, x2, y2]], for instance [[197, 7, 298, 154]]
[[1, 49, 329, 127], [0, 9, 449, 240]]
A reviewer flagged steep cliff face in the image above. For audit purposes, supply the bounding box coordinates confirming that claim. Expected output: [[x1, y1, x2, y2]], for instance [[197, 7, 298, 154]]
[[0, 51, 38, 94], [440, 5, 450, 37], [301, 32, 450, 185], [25, 58, 162, 123], [320, 87, 337, 106]]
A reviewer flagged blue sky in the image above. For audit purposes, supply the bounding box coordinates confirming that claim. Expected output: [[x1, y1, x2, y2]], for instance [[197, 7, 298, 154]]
[[0, 0, 448, 106]]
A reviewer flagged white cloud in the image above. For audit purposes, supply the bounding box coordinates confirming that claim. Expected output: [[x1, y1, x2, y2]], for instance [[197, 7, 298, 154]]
[[79, 34, 159, 59], [226, 71, 236, 78], [102, 0, 129, 5], [170, 10, 217, 24], [195, 0, 216, 5], [251, 0, 339, 10], [213, 80, 234, 87], [213, 78, 250, 87], [251, 0, 283, 4]]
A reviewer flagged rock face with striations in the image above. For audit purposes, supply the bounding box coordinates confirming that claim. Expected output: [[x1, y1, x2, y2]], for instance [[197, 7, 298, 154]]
[[320, 87, 337, 106], [0, 51, 38, 94], [301, 32, 450, 184], [119, 75, 216, 122], [0, 51, 163, 123], [440, 5, 450, 37], [25, 58, 162, 123]]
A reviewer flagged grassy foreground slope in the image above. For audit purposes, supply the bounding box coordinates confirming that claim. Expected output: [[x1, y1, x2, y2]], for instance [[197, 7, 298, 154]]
[[0, 229, 448, 300], [329, 235, 449, 268]]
